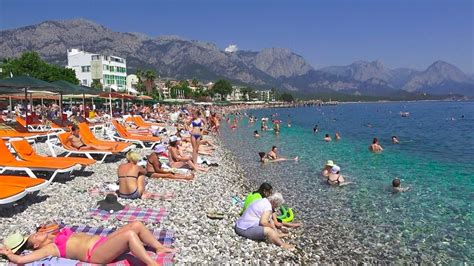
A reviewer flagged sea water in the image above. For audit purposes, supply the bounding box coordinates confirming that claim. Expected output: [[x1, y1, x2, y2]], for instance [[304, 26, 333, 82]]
[[220, 101, 473, 263]]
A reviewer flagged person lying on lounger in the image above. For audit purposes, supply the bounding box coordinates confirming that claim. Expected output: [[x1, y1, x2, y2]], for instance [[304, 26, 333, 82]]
[[67, 125, 116, 151], [0, 221, 175, 265], [146, 145, 194, 180]]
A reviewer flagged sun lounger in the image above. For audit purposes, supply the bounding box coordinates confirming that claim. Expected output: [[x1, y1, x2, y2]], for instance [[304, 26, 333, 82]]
[[109, 120, 161, 149], [78, 122, 135, 153], [133, 115, 165, 128], [0, 185, 27, 205], [46, 132, 115, 163], [0, 139, 80, 181], [15, 117, 56, 132], [0, 175, 48, 193], [11, 139, 96, 167]]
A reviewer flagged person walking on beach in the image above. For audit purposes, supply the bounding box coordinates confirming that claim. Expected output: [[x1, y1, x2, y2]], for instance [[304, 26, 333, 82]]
[[369, 137, 384, 152], [189, 111, 204, 164], [235, 193, 295, 251]]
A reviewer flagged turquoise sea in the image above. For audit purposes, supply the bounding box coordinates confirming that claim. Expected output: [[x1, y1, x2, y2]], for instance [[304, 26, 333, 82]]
[[220, 101, 473, 263]]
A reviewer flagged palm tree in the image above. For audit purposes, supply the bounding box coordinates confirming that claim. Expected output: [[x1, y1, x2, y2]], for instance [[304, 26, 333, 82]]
[[191, 78, 199, 87], [144, 70, 157, 95]]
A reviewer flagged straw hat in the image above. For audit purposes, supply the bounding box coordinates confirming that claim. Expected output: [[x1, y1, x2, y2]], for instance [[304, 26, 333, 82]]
[[325, 160, 335, 167], [3, 232, 27, 254]]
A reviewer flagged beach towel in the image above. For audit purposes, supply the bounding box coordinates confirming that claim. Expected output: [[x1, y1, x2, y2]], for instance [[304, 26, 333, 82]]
[[89, 206, 167, 223], [13, 227, 175, 266], [88, 184, 174, 201]]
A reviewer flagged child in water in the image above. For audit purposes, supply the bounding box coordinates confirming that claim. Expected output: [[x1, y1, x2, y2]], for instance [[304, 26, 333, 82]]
[[392, 178, 409, 192]]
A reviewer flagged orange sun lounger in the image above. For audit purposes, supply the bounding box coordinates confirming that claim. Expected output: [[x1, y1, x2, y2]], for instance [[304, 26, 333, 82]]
[[78, 123, 134, 153], [110, 120, 161, 149], [0, 175, 48, 193], [0, 139, 80, 181], [0, 185, 27, 205], [11, 139, 96, 167]]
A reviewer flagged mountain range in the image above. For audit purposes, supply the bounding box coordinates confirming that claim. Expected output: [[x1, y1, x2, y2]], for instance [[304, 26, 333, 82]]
[[1, 19, 473, 97]]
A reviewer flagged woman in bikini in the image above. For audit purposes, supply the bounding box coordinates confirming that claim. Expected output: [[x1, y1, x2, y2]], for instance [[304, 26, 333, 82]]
[[168, 137, 208, 172], [146, 145, 194, 180], [189, 111, 204, 164], [326, 165, 346, 185], [117, 151, 151, 199], [0, 221, 175, 265]]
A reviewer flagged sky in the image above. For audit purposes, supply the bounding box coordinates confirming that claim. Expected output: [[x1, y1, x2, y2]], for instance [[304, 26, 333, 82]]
[[0, 0, 473, 73]]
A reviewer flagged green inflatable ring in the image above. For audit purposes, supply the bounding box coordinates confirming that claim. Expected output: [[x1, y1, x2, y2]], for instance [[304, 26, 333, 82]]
[[277, 206, 294, 223]]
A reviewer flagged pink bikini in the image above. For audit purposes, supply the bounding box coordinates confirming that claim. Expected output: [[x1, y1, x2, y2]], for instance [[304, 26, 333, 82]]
[[53, 228, 108, 262]]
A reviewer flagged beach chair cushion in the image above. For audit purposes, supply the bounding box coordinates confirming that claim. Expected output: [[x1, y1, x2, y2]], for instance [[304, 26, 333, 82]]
[[0, 175, 45, 188], [0, 185, 25, 199]]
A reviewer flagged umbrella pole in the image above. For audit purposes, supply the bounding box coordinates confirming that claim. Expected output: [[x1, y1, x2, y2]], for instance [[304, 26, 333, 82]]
[[109, 91, 112, 117], [83, 93, 86, 117], [8, 96, 12, 119], [24, 87, 28, 129], [121, 97, 124, 115], [60, 93, 63, 121]]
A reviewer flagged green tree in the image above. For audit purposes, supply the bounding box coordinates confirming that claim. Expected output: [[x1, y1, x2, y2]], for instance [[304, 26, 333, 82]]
[[191, 78, 199, 87], [91, 79, 103, 89], [279, 92, 295, 102], [144, 70, 157, 95], [212, 79, 233, 100], [0, 51, 78, 84]]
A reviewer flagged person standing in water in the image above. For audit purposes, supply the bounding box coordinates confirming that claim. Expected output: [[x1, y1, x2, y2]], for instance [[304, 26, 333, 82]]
[[391, 136, 399, 144], [335, 132, 341, 141], [369, 137, 384, 152], [313, 124, 318, 134]]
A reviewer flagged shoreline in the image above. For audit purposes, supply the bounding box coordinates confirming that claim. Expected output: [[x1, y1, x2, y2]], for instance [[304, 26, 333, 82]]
[[0, 135, 307, 264]]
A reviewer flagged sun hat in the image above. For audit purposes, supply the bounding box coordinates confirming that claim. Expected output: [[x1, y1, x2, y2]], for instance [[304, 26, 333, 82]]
[[331, 165, 341, 174], [97, 194, 124, 212], [169, 135, 178, 142], [325, 160, 335, 167], [153, 144, 166, 154], [3, 232, 27, 254]]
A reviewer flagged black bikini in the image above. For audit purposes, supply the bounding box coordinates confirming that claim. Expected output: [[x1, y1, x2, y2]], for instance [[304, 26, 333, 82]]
[[327, 175, 342, 185]]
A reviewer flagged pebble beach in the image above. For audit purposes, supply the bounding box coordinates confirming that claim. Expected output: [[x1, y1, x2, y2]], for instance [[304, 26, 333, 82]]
[[0, 134, 306, 264]]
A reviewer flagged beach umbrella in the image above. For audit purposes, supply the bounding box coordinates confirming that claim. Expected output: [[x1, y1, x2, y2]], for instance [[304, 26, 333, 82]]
[[136, 95, 153, 105], [0, 76, 63, 128], [52, 80, 101, 117]]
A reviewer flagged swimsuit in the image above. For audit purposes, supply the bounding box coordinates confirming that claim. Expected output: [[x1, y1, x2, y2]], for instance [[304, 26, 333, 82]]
[[117, 174, 141, 199], [54, 228, 107, 263], [191, 119, 203, 139], [327, 175, 342, 185]]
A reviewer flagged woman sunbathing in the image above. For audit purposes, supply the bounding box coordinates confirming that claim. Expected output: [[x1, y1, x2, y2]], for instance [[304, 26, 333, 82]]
[[146, 145, 194, 180], [117, 151, 152, 199], [0, 221, 175, 265], [168, 136, 209, 172]]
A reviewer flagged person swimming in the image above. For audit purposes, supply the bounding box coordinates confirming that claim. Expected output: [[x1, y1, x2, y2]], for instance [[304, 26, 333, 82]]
[[254, 130, 260, 138], [326, 165, 345, 185], [391, 136, 399, 144], [321, 160, 335, 177], [324, 134, 332, 142], [335, 132, 341, 141], [392, 178, 410, 192], [313, 124, 318, 134]]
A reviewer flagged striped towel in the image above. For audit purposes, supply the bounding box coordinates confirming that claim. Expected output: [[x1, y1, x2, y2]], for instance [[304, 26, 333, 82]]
[[76, 251, 175, 266], [89, 186, 174, 201], [89, 206, 167, 223]]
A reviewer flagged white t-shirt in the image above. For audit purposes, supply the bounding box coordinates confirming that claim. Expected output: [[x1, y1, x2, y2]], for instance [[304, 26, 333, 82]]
[[236, 198, 272, 230]]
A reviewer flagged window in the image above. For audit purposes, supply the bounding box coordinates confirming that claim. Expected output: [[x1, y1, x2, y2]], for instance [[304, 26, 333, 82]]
[[82, 79, 88, 85]]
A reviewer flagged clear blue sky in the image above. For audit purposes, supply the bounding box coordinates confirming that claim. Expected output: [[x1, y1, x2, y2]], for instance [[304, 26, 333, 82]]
[[0, 0, 472, 72]]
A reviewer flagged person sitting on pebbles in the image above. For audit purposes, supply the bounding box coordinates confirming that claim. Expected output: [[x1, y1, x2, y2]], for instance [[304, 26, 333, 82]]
[[263, 146, 298, 163], [168, 136, 209, 172], [0, 221, 175, 265], [117, 151, 152, 199], [235, 192, 295, 251], [146, 144, 194, 180]]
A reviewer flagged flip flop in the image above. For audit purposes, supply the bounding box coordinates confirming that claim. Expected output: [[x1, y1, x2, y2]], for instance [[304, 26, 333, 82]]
[[206, 211, 225, 220]]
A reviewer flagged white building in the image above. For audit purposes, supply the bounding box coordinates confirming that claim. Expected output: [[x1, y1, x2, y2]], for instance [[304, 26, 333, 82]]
[[67, 48, 127, 91], [257, 90, 275, 102], [126, 74, 139, 93]]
